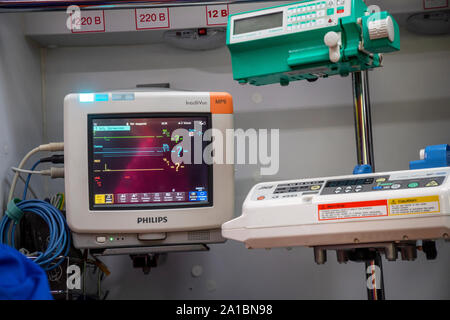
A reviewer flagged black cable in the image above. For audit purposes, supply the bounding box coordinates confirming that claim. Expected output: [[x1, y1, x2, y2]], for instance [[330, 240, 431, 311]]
[[40, 154, 64, 164]]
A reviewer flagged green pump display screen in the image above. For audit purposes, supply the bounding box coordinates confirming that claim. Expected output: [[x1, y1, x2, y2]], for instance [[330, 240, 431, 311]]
[[233, 12, 283, 35]]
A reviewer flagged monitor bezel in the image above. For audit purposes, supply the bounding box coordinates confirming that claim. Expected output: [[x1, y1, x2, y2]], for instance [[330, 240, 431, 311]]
[[87, 112, 214, 211]]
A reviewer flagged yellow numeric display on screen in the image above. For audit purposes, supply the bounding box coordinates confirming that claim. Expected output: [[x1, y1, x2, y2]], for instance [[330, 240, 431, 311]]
[[95, 194, 114, 204]]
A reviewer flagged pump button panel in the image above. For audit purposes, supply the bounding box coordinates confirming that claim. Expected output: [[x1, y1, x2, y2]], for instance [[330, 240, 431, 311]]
[[250, 171, 448, 201], [286, 0, 351, 33], [321, 175, 446, 195], [229, 0, 352, 44]]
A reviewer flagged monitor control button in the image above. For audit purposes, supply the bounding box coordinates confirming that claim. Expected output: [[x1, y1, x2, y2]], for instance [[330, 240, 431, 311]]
[[426, 181, 438, 187], [138, 233, 167, 241], [96, 236, 106, 243]]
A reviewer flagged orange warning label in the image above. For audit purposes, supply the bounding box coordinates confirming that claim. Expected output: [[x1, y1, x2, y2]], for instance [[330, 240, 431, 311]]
[[318, 200, 388, 221]]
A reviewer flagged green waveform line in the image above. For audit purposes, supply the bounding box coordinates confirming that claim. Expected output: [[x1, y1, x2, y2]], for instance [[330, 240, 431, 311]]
[[94, 136, 159, 139]]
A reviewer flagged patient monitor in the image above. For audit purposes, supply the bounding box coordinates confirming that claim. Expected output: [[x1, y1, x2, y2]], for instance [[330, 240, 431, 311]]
[[64, 90, 234, 251]]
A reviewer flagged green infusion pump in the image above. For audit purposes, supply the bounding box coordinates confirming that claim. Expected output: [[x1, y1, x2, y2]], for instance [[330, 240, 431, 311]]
[[226, 0, 400, 86]]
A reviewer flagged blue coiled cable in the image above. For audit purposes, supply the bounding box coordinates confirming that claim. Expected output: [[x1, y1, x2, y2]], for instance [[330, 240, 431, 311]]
[[0, 199, 71, 271], [23, 159, 41, 200]]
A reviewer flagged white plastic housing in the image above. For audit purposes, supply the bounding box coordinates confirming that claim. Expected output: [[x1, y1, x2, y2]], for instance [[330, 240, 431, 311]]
[[222, 168, 450, 249], [368, 16, 395, 42], [64, 90, 234, 234]]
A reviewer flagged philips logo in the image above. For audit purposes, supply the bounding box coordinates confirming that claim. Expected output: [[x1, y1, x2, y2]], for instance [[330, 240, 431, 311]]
[[137, 217, 168, 224], [186, 100, 207, 106]]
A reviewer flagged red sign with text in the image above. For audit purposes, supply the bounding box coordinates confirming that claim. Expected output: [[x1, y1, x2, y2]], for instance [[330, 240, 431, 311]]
[[135, 8, 170, 30], [206, 4, 229, 26], [318, 200, 388, 221], [71, 10, 105, 33]]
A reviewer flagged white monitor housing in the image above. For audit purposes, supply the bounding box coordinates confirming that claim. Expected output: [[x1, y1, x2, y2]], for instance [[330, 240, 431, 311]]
[[64, 90, 234, 250]]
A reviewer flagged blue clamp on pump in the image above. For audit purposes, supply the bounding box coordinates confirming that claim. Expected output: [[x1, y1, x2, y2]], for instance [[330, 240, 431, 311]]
[[353, 164, 373, 175], [409, 144, 450, 170]]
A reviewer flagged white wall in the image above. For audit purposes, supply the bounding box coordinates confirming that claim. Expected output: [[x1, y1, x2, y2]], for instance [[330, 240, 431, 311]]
[[41, 26, 450, 299], [0, 14, 43, 209]]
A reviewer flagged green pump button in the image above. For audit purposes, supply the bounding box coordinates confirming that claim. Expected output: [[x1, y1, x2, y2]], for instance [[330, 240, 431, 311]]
[[408, 182, 419, 188], [327, 8, 334, 15]]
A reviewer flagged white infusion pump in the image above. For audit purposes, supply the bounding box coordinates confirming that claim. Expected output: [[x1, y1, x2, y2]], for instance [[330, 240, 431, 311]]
[[222, 168, 450, 249], [64, 90, 234, 250]]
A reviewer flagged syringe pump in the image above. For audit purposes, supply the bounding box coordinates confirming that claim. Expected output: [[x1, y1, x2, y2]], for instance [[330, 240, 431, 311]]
[[222, 167, 450, 259]]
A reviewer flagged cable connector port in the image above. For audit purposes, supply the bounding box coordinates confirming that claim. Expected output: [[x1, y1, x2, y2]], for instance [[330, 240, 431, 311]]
[[41, 167, 65, 179], [39, 142, 64, 152]]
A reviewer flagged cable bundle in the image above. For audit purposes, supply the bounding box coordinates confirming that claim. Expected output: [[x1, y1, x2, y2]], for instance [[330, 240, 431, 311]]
[[0, 199, 71, 271], [50, 193, 65, 211]]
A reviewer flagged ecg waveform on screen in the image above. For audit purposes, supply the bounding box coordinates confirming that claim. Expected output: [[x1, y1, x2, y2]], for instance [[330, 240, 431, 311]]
[[93, 163, 165, 173], [93, 146, 185, 173], [92, 124, 193, 176], [94, 146, 166, 158], [94, 158, 185, 173], [93, 127, 182, 142]]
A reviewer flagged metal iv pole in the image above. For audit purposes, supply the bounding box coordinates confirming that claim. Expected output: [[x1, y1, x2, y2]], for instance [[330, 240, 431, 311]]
[[351, 70, 385, 300], [352, 71, 375, 172]]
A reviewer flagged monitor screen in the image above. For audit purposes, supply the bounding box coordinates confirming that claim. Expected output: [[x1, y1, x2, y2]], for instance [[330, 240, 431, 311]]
[[233, 12, 283, 35], [88, 113, 212, 210]]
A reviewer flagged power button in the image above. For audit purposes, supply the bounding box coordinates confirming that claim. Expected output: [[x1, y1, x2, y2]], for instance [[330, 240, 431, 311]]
[[96, 236, 106, 243]]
